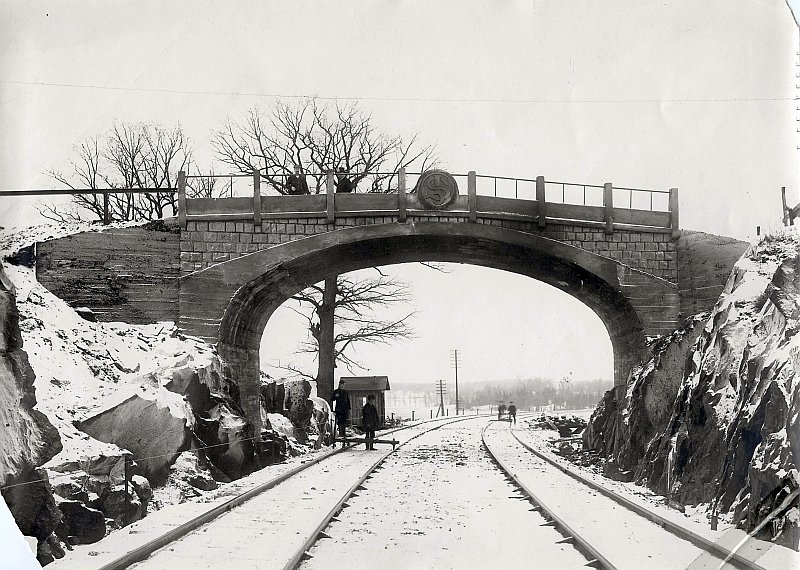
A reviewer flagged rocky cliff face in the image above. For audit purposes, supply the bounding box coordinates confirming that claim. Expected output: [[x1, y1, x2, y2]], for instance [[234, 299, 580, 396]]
[[586, 230, 800, 548], [0, 266, 63, 564]]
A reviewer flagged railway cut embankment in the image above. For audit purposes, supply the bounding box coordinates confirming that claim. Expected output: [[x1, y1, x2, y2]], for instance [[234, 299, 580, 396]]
[[585, 228, 800, 549]]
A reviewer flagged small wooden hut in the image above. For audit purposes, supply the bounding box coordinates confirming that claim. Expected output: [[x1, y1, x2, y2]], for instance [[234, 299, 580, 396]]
[[340, 375, 390, 428]]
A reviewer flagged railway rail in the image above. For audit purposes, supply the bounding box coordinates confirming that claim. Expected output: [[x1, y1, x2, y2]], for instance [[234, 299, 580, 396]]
[[482, 420, 781, 570], [55, 415, 478, 570], [52, 415, 790, 570]]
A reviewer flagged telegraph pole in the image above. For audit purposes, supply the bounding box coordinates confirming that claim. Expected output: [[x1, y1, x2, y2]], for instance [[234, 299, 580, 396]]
[[435, 379, 446, 417], [449, 349, 461, 415]]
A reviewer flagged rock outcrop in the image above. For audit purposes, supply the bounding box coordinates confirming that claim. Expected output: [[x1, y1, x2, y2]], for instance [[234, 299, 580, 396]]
[[0, 266, 63, 564], [586, 230, 800, 548]]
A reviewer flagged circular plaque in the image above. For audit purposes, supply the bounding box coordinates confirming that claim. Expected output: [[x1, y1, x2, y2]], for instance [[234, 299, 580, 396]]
[[415, 169, 459, 209]]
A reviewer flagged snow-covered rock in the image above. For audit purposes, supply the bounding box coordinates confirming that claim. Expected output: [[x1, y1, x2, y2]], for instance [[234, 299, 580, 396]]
[[76, 388, 194, 485], [586, 229, 800, 548], [0, 265, 63, 565]]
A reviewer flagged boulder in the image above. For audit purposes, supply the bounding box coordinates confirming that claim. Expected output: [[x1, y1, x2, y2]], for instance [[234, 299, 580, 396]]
[[309, 396, 331, 449], [166, 452, 217, 492], [92, 486, 143, 527], [260, 379, 286, 414], [283, 379, 314, 443], [55, 498, 106, 545], [76, 389, 194, 485]]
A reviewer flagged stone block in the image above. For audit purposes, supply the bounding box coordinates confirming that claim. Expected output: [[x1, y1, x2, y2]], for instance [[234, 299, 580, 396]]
[[253, 234, 268, 243], [665, 251, 676, 261], [180, 261, 194, 272], [645, 243, 657, 251], [195, 221, 209, 232], [276, 223, 286, 233], [240, 233, 253, 244], [641, 233, 653, 242], [203, 231, 219, 241], [212, 253, 230, 262], [207, 242, 225, 253], [655, 251, 665, 261], [223, 222, 234, 232], [621, 233, 630, 242], [202, 252, 214, 261], [209, 222, 225, 232]]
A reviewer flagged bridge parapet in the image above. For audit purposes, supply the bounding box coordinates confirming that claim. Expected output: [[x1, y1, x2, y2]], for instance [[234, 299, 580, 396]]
[[179, 169, 679, 281]]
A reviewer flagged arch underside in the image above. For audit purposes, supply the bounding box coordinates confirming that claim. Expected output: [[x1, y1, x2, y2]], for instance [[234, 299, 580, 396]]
[[180, 222, 671, 433]]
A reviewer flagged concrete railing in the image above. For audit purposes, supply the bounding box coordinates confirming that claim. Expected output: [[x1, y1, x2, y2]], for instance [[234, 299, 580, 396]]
[[179, 170, 680, 236]]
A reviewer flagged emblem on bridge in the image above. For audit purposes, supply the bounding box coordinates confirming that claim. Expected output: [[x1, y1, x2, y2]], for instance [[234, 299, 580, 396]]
[[415, 169, 459, 210]]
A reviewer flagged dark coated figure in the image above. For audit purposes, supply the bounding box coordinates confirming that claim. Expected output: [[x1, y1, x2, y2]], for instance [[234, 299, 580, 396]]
[[362, 394, 379, 450], [331, 379, 351, 442], [285, 166, 310, 195], [508, 401, 517, 424], [498, 402, 507, 421], [335, 167, 353, 193]]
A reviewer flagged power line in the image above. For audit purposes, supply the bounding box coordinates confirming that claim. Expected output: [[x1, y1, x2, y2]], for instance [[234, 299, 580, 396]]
[[1, 80, 793, 104]]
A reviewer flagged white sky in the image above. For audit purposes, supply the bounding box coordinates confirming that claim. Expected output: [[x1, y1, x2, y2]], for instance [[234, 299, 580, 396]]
[[2, 1, 798, 386]]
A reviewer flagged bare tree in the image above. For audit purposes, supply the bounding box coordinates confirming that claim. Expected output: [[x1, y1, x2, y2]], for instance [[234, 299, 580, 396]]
[[215, 99, 436, 403], [276, 273, 415, 400], [212, 98, 436, 194], [41, 122, 194, 223]]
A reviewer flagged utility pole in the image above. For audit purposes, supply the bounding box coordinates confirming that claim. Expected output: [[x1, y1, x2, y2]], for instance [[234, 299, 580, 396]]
[[435, 379, 446, 417], [449, 349, 461, 415]]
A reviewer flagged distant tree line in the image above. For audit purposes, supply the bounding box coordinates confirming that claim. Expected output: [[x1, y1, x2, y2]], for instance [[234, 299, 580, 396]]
[[390, 377, 613, 410]]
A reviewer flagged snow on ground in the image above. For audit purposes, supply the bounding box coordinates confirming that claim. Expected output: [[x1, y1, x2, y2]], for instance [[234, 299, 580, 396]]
[[302, 417, 590, 570]]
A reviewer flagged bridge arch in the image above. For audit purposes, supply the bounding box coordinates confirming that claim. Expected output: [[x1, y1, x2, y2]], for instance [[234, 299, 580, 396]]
[[180, 222, 672, 435]]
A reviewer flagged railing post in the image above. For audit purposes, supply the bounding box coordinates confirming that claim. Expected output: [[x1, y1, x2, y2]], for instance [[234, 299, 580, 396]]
[[536, 176, 546, 228], [603, 183, 614, 235], [177, 170, 187, 229], [669, 187, 680, 237], [398, 168, 407, 222], [468, 171, 477, 223], [326, 172, 335, 224], [253, 170, 261, 226], [103, 192, 110, 225]]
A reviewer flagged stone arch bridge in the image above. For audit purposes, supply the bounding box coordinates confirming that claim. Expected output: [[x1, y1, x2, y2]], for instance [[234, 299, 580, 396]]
[[35, 170, 749, 437]]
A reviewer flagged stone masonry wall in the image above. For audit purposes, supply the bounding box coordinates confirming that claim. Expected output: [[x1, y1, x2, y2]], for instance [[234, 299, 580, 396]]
[[180, 215, 678, 281]]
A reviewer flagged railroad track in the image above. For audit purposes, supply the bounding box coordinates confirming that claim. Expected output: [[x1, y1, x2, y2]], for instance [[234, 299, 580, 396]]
[[54, 415, 788, 570], [481, 420, 778, 570], [54, 415, 479, 570]]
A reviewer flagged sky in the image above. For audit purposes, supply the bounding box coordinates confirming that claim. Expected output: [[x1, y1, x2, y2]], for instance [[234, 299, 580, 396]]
[[1, 1, 798, 386]]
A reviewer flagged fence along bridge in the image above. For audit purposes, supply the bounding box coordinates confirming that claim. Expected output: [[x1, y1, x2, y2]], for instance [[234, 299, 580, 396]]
[[172, 168, 681, 436]]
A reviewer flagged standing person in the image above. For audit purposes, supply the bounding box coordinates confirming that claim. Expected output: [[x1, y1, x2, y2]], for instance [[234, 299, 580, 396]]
[[361, 394, 379, 450], [331, 379, 351, 443], [508, 401, 517, 424], [285, 165, 310, 195], [335, 167, 353, 193], [498, 402, 507, 421]]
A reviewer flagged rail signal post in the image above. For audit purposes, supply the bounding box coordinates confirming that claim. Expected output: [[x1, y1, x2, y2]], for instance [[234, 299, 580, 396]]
[[450, 349, 461, 415]]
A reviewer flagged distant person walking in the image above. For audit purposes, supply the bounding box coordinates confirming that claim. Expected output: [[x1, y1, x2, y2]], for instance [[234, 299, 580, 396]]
[[361, 394, 379, 450], [498, 403, 507, 421], [508, 401, 517, 424], [331, 379, 351, 443]]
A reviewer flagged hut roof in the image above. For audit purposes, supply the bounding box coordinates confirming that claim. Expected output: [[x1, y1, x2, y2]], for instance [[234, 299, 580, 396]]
[[339, 376, 390, 391]]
